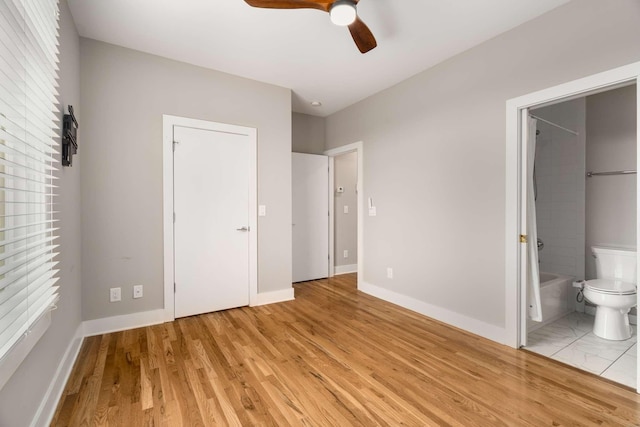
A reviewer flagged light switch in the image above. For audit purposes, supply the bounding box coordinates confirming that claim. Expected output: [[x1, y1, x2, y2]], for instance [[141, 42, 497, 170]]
[[343, 205, 349, 214], [259, 205, 266, 216]]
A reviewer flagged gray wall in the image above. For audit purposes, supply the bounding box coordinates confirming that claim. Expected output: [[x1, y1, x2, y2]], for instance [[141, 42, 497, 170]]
[[80, 39, 292, 320], [292, 112, 326, 154], [325, 0, 640, 330], [0, 1, 83, 425], [334, 152, 358, 268], [585, 85, 637, 280], [534, 98, 586, 281]]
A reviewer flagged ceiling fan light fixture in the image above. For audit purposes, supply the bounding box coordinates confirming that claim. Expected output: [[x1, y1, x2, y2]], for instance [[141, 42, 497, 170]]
[[330, 1, 356, 26]]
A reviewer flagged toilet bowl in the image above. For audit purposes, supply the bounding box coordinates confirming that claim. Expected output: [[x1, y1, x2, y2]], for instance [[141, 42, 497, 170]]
[[583, 246, 637, 341]]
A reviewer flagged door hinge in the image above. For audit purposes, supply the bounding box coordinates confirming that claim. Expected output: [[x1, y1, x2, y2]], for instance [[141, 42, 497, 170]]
[[520, 234, 528, 243], [173, 212, 176, 223], [173, 140, 179, 151], [174, 282, 176, 293]]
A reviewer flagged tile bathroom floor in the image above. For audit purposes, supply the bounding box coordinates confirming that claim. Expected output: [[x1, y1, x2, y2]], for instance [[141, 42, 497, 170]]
[[525, 311, 637, 389]]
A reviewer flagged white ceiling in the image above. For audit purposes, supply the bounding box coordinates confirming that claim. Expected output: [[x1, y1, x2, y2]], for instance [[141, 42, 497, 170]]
[[67, 0, 569, 116]]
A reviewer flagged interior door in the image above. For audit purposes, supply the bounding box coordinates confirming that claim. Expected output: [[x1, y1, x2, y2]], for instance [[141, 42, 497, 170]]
[[292, 152, 329, 282], [173, 125, 251, 318]]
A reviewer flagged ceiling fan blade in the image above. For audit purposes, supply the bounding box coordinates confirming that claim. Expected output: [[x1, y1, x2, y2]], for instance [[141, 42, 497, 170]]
[[244, 0, 333, 12], [348, 16, 377, 53]]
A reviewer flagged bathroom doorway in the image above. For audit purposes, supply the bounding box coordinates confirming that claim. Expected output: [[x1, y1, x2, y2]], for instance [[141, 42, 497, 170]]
[[526, 86, 637, 387], [505, 62, 640, 391]]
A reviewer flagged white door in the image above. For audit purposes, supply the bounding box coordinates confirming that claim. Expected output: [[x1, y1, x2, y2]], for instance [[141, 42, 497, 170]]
[[173, 125, 251, 318], [292, 153, 329, 282]]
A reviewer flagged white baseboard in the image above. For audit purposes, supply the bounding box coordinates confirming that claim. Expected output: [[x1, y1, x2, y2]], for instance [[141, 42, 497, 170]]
[[334, 264, 357, 275], [360, 281, 507, 344], [31, 323, 84, 427], [83, 309, 166, 337], [253, 288, 295, 306]]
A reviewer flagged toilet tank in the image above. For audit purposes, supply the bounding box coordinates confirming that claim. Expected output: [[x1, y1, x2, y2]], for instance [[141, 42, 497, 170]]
[[592, 246, 637, 283]]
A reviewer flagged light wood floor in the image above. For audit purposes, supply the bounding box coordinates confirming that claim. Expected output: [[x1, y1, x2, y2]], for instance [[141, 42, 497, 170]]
[[52, 274, 640, 426]]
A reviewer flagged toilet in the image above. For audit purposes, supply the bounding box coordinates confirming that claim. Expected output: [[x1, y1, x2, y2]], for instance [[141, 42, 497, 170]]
[[583, 246, 637, 340]]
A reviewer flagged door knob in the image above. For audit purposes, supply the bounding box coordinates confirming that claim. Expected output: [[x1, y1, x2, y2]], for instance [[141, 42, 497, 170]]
[[236, 226, 249, 231]]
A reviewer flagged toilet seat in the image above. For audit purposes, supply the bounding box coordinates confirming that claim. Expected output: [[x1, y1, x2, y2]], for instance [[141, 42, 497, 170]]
[[584, 279, 637, 295]]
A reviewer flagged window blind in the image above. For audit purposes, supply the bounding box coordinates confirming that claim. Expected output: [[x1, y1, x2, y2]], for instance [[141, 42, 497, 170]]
[[0, 0, 60, 362]]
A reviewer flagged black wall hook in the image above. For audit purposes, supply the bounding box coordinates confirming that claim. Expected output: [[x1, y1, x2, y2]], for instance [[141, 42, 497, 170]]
[[62, 105, 78, 167]]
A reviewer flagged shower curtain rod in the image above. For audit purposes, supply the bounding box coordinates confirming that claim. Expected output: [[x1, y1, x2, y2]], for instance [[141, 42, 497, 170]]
[[586, 170, 637, 178], [529, 114, 579, 136]]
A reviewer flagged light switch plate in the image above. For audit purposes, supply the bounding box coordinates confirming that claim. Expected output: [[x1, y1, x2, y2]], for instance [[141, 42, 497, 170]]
[[343, 205, 349, 214], [368, 207, 377, 216], [258, 205, 266, 216]]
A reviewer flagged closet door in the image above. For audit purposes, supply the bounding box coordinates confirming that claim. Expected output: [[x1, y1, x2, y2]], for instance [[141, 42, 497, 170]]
[[292, 153, 329, 282]]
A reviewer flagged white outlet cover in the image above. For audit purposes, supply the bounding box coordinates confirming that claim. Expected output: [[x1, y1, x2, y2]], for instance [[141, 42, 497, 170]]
[[343, 249, 348, 258], [258, 205, 267, 216], [133, 285, 143, 299], [387, 268, 393, 279], [110, 287, 121, 302], [343, 205, 349, 214]]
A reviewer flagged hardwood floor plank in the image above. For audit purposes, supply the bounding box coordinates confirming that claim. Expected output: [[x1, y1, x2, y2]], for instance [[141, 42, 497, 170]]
[[139, 357, 154, 411], [51, 274, 640, 426]]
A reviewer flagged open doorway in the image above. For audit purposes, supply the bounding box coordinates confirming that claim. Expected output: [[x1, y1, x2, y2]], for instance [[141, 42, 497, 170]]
[[505, 63, 640, 387], [525, 86, 637, 388], [331, 151, 358, 276], [325, 142, 364, 288]]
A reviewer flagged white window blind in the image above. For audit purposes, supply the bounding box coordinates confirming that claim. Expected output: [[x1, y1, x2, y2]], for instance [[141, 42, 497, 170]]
[[0, 0, 60, 362]]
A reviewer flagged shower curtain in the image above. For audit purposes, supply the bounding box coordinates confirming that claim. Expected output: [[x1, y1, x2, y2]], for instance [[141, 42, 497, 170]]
[[527, 117, 542, 322]]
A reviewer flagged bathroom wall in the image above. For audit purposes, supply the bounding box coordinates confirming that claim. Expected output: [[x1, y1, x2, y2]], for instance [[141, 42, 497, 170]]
[[334, 152, 358, 272], [585, 85, 637, 280], [533, 98, 586, 281]]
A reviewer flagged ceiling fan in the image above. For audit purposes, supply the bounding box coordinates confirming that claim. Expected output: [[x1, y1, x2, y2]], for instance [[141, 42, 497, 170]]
[[244, 0, 377, 54]]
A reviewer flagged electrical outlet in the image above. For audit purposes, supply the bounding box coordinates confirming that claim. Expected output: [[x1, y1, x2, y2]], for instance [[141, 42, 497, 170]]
[[110, 287, 121, 302], [343, 205, 349, 214], [343, 249, 348, 258], [133, 285, 143, 299], [387, 268, 393, 279]]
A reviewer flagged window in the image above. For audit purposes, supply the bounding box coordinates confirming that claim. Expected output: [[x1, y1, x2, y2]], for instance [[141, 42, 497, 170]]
[[0, 0, 61, 369]]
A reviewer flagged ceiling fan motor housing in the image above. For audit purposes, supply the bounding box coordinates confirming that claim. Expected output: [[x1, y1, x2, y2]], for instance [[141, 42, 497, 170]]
[[330, 0, 357, 26], [245, 0, 376, 54]]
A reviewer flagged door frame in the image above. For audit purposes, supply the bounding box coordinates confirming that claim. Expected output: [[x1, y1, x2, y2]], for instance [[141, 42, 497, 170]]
[[505, 62, 640, 358], [162, 115, 258, 321], [324, 141, 364, 288]]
